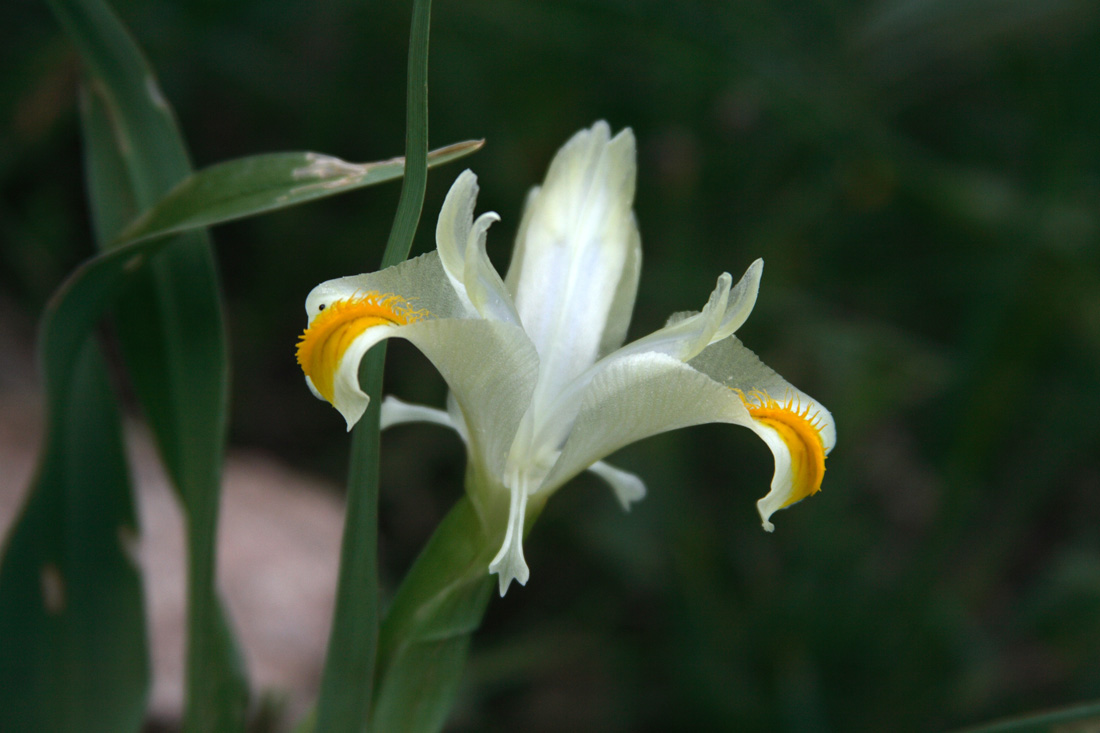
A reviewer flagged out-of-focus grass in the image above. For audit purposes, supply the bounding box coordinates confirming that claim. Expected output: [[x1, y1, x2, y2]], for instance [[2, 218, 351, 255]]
[[3, 0, 1099, 730]]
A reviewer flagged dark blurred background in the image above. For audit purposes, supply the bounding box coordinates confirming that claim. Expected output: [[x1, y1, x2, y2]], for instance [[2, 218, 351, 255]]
[[4, 0, 1100, 730]]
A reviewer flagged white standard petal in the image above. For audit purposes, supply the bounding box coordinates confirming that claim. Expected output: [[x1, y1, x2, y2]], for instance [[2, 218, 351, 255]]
[[507, 122, 640, 404], [596, 223, 642, 357], [713, 258, 763, 342], [435, 169, 479, 311]]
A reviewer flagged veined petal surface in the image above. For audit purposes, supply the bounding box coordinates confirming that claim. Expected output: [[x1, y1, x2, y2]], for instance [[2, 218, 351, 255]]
[[507, 122, 640, 409], [305, 251, 464, 320], [689, 336, 836, 530], [401, 318, 538, 481], [543, 352, 752, 493], [520, 259, 763, 454], [380, 397, 646, 515], [688, 336, 836, 452], [299, 251, 539, 469]]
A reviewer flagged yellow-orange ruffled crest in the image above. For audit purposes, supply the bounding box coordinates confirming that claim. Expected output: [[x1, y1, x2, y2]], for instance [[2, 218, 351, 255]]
[[738, 389, 827, 507], [296, 293, 426, 404]]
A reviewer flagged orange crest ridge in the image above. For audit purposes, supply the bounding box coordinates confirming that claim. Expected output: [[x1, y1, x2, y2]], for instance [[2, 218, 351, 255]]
[[296, 292, 427, 404], [737, 389, 827, 507]]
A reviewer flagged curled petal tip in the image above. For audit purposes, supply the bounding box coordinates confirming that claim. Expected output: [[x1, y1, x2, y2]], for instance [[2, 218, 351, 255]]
[[757, 494, 778, 532], [338, 396, 369, 432], [744, 389, 829, 530], [588, 460, 646, 512]]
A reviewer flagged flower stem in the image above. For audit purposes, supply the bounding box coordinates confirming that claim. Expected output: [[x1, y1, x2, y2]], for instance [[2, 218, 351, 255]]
[[313, 0, 432, 728]]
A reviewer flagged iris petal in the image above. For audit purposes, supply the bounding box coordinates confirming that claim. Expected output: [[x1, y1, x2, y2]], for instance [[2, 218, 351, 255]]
[[739, 391, 828, 531]]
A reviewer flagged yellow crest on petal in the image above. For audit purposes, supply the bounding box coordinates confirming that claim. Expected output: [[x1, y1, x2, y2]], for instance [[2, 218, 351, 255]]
[[738, 389, 827, 507], [296, 293, 427, 404]]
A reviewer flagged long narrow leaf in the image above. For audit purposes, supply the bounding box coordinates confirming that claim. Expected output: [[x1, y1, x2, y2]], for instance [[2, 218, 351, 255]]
[[314, 0, 434, 729], [46, 0, 249, 729], [0, 340, 147, 733], [365, 5, 494, 728], [116, 141, 482, 246], [0, 20, 161, 733], [958, 700, 1100, 733], [380, 0, 432, 269]]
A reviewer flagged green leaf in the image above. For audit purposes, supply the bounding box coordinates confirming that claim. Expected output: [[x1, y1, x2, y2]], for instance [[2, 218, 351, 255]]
[[371, 498, 495, 733], [380, 0, 433, 269], [0, 339, 148, 733], [314, 0, 435, 729], [312, 380, 384, 732], [362, 8, 498, 729], [13, 0, 476, 729], [47, 0, 249, 728], [0, 12, 155, 733], [115, 141, 482, 246], [80, 83, 139, 246]]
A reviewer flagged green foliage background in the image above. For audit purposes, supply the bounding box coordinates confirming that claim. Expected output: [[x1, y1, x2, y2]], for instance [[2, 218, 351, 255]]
[[4, 0, 1100, 730]]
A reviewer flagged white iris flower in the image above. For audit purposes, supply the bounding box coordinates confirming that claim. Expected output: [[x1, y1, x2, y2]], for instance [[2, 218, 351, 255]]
[[297, 122, 836, 595]]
